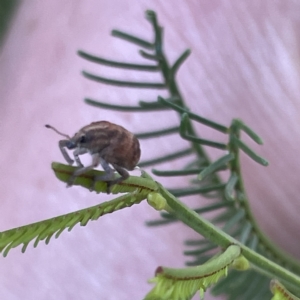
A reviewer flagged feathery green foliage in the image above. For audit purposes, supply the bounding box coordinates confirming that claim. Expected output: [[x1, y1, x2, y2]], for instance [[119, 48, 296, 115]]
[[145, 245, 242, 300], [0, 163, 156, 257], [77, 10, 300, 298], [1, 9, 300, 300], [270, 280, 300, 300]]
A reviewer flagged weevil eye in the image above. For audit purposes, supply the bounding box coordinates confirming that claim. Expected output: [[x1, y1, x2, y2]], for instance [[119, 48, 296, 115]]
[[79, 135, 86, 143]]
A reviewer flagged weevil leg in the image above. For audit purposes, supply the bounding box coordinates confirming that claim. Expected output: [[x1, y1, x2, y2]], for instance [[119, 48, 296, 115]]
[[111, 164, 129, 184], [59, 140, 74, 165], [73, 148, 88, 167], [105, 164, 129, 193], [98, 157, 115, 180], [67, 153, 100, 187], [92, 157, 115, 193]]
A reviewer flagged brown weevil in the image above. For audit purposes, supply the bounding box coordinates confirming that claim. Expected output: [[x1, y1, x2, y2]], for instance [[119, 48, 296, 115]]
[[45, 121, 141, 193]]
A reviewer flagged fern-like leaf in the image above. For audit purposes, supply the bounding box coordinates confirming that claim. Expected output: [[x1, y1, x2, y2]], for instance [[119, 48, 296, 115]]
[[270, 280, 300, 300], [144, 245, 242, 300], [0, 163, 159, 257]]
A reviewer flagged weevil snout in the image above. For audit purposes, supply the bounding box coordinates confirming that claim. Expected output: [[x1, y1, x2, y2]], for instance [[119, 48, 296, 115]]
[[65, 140, 77, 149]]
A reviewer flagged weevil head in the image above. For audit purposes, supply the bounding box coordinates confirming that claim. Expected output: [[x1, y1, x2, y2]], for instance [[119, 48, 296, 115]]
[[45, 124, 82, 150], [69, 131, 89, 149]]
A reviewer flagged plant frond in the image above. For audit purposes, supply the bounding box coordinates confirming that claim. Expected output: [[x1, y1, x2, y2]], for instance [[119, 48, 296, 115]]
[[111, 29, 154, 49], [0, 163, 161, 257], [0, 189, 147, 257], [139, 148, 194, 168], [35, 9, 300, 300], [77, 50, 159, 71], [85, 98, 168, 112], [270, 280, 300, 300], [82, 70, 166, 89], [135, 126, 180, 139], [144, 245, 241, 300], [51, 162, 158, 194]]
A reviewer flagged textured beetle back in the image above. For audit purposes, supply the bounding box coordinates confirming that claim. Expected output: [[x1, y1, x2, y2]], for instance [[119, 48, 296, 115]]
[[80, 121, 140, 170]]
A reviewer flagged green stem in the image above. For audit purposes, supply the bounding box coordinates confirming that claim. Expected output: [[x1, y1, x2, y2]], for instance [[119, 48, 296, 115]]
[[159, 185, 300, 291], [227, 122, 300, 274], [145, 11, 225, 187]]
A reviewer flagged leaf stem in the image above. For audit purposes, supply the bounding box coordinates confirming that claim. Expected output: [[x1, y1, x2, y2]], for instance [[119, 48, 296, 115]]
[[159, 185, 300, 291]]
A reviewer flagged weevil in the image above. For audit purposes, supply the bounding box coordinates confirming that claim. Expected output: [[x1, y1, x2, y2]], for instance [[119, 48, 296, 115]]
[[45, 121, 141, 193]]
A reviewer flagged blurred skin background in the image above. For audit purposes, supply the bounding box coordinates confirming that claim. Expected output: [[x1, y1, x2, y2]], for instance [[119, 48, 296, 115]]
[[1, 1, 300, 299]]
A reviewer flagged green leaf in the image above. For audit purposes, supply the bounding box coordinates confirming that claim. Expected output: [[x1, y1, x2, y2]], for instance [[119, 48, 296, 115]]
[[112, 30, 153, 49], [198, 153, 234, 180], [139, 148, 193, 168], [0, 192, 147, 256], [135, 126, 179, 139], [82, 71, 166, 89], [78, 50, 159, 71], [233, 119, 264, 145], [158, 98, 228, 133], [51, 162, 159, 193], [231, 136, 269, 166], [270, 280, 300, 300], [144, 245, 241, 300], [85, 98, 164, 112], [171, 49, 191, 74]]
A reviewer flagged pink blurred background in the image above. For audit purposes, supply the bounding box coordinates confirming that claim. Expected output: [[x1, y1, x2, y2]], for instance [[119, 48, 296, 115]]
[[1, 1, 300, 299]]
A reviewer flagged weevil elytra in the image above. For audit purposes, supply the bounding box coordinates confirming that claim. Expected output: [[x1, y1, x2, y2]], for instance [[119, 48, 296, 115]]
[[46, 121, 141, 193]]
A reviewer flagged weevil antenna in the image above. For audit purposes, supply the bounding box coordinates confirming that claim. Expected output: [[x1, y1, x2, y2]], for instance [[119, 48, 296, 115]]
[[45, 124, 71, 139]]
